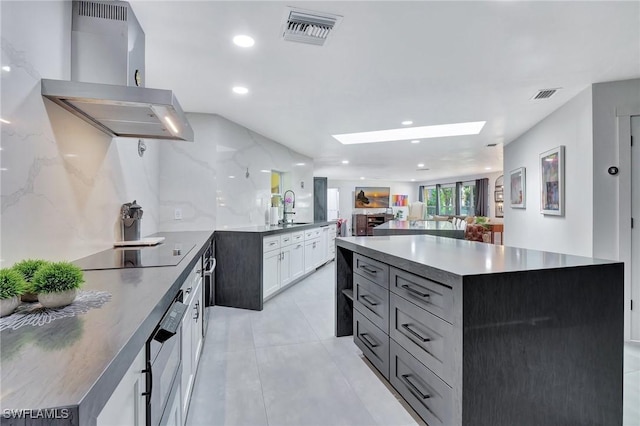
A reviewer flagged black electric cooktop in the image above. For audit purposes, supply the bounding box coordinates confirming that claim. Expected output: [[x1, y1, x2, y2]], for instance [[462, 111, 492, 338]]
[[74, 242, 196, 271]]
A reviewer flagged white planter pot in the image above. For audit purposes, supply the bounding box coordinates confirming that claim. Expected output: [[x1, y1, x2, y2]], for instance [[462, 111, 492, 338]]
[[0, 296, 20, 317], [38, 289, 77, 309]]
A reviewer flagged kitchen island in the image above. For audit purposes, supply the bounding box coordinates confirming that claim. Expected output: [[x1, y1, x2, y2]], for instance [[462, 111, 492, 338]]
[[335, 234, 623, 426], [372, 219, 463, 238], [0, 231, 213, 426], [215, 221, 336, 310]]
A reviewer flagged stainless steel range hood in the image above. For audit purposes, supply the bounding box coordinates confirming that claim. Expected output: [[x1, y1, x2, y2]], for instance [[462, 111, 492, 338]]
[[41, 0, 193, 141]]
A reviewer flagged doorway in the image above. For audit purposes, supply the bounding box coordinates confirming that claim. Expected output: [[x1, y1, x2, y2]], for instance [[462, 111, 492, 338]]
[[327, 188, 340, 221], [631, 116, 640, 341]]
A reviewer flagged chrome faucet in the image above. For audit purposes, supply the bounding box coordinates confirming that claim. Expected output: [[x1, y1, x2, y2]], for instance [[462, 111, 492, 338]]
[[283, 190, 296, 223]]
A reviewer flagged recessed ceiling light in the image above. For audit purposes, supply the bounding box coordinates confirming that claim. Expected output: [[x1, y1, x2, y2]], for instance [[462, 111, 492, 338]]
[[417, 163, 425, 168], [0, 118, 11, 124], [485, 167, 492, 170], [233, 35, 255, 48], [232, 86, 249, 95], [64, 154, 78, 158], [228, 175, 236, 179], [342, 160, 349, 164], [411, 140, 420, 144], [401, 120, 413, 126], [295, 162, 305, 166], [411, 179, 416, 182], [1, 66, 10, 72], [260, 169, 271, 173], [333, 121, 486, 145], [360, 177, 365, 180]]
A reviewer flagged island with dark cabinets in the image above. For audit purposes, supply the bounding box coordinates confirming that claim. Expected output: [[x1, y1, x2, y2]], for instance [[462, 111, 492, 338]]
[[335, 234, 623, 426]]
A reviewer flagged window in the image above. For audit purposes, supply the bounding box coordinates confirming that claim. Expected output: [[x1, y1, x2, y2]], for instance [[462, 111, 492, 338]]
[[438, 184, 456, 215], [423, 186, 437, 216], [459, 181, 475, 216]]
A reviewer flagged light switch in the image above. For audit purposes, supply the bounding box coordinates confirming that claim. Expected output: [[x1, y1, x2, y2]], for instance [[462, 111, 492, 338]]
[[174, 208, 183, 220]]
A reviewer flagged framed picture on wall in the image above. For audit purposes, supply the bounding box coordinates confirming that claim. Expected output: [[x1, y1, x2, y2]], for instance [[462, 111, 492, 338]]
[[510, 167, 526, 208], [540, 146, 565, 216]]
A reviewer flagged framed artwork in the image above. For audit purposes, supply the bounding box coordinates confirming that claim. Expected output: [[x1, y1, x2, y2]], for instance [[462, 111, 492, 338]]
[[391, 194, 408, 207], [510, 167, 526, 208], [496, 202, 504, 218], [354, 187, 390, 208], [540, 146, 565, 216]]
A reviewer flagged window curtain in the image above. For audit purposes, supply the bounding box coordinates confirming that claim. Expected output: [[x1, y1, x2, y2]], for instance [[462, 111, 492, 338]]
[[435, 184, 441, 215], [475, 178, 489, 216], [455, 182, 462, 215], [418, 186, 424, 202]]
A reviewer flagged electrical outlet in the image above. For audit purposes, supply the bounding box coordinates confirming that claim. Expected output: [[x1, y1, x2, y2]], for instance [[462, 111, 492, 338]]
[[174, 208, 183, 220]]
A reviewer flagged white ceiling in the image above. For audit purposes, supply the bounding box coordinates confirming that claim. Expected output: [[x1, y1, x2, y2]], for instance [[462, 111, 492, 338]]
[[129, 1, 640, 182]]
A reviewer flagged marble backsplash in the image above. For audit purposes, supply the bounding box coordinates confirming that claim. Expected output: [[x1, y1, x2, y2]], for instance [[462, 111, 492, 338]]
[[158, 113, 313, 232], [1, 1, 160, 266]]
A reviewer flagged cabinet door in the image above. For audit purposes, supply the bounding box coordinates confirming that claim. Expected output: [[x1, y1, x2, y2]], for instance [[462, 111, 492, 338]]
[[97, 346, 146, 426], [191, 279, 204, 375], [290, 242, 305, 280], [181, 299, 194, 416], [319, 227, 329, 264], [281, 245, 292, 287], [164, 379, 182, 426], [304, 240, 316, 274], [263, 249, 280, 299]]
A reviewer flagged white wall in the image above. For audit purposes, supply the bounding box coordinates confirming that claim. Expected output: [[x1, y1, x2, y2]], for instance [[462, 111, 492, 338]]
[[592, 79, 640, 261], [1, 1, 160, 265], [158, 114, 314, 231], [415, 171, 504, 222], [327, 179, 417, 235], [503, 86, 594, 256]]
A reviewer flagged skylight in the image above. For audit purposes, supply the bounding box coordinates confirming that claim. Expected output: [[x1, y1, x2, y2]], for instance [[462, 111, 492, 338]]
[[333, 121, 486, 145]]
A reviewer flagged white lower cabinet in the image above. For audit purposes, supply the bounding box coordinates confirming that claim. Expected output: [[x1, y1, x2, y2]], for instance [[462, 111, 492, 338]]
[[164, 379, 182, 426], [281, 244, 292, 287], [181, 271, 203, 424], [97, 345, 146, 426], [290, 241, 305, 280], [304, 238, 321, 274], [263, 248, 281, 299]]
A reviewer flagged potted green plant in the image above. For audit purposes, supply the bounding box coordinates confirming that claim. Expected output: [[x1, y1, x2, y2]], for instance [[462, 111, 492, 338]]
[[13, 259, 49, 302], [0, 268, 27, 317], [32, 262, 84, 309]]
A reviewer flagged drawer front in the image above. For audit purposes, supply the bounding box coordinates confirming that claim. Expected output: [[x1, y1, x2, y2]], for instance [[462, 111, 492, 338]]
[[263, 235, 280, 252], [354, 253, 389, 289], [390, 340, 453, 426], [354, 309, 389, 380], [354, 273, 389, 333], [329, 224, 337, 235], [304, 228, 321, 240], [390, 268, 453, 324], [390, 293, 453, 384], [291, 231, 304, 243], [280, 233, 293, 247]]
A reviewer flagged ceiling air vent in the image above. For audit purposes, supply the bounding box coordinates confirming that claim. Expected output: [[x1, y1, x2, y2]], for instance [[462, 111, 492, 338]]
[[531, 88, 560, 100], [282, 8, 342, 46]]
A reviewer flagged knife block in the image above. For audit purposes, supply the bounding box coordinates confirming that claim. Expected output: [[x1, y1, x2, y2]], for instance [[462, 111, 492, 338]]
[[122, 218, 141, 241]]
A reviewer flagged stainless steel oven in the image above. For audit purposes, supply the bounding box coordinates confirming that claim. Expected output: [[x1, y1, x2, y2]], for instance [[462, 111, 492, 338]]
[[145, 290, 186, 426], [202, 239, 215, 337]]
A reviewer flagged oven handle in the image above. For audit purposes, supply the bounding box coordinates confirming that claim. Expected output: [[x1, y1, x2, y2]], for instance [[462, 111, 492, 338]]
[[142, 360, 152, 402], [204, 258, 216, 277]]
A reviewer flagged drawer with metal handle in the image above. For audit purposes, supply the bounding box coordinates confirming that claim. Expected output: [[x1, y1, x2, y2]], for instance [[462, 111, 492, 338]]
[[353, 309, 389, 380], [354, 253, 389, 289], [353, 272, 389, 333], [390, 292, 454, 384], [390, 340, 453, 426], [390, 267, 453, 324], [263, 235, 280, 252]]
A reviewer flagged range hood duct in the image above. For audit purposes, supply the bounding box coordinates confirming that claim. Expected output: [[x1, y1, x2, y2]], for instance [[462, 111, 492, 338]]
[[41, 0, 193, 141]]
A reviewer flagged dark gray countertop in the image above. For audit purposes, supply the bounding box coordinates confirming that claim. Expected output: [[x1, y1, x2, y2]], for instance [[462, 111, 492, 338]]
[[215, 220, 336, 235], [0, 231, 213, 426], [375, 220, 457, 231], [337, 234, 617, 280]]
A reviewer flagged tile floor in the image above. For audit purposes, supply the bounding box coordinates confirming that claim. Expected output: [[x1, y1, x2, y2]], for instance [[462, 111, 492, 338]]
[[187, 261, 640, 426]]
